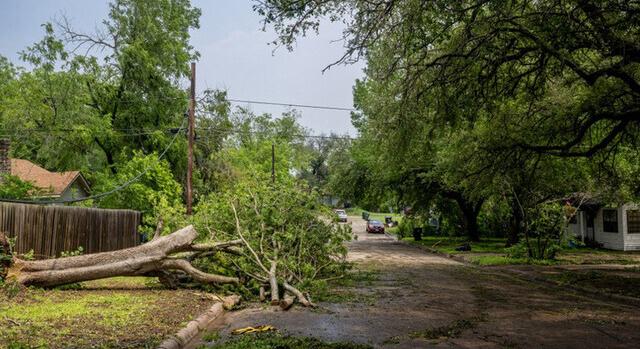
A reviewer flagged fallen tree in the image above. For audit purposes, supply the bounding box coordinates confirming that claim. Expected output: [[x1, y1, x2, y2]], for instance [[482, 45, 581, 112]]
[[2, 226, 241, 288], [1, 175, 352, 310]]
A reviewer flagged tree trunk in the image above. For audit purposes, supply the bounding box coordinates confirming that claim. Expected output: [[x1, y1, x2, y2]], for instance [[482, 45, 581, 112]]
[[279, 293, 295, 310], [269, 261, 280, 305], [457, 199, 483, 242], [507, 198, 522, 246], [5, 226, 240, 288], [442, 189, 484, 242], [463, 209, 480, 242], [284, 281, 315, 307]]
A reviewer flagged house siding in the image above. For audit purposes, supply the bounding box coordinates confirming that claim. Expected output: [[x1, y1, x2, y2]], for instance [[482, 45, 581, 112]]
[[568, 204, 640, 251], [593, 207, 625, 250], [568, 211, 585, 240], [622, 204, 640, 251], [60, 182, 90, 202]]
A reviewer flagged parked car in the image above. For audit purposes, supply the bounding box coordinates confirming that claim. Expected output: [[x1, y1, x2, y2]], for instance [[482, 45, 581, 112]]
[[366, 220, 385, 234], [335, 209, 348, 222]]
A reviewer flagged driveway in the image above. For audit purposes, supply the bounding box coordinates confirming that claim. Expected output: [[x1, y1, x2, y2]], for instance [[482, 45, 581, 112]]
[[195, 217, 640, 348]]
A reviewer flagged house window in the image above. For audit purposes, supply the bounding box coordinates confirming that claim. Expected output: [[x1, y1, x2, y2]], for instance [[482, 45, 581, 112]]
[[602, 209, 618, 233], [627, 210, 640, 234]]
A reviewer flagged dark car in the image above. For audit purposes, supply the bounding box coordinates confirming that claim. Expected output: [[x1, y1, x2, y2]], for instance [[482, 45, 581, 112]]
[[366, 220, 385, 234]]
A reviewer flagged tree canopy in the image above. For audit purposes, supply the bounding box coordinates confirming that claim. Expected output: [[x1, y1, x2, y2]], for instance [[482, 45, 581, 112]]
[[256, 0, 640, 158], [255, 0, 640, 253]]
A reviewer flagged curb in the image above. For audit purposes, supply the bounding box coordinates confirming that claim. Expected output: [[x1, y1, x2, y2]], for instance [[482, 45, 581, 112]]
[[383, 231, 398, 241], [396, 239, 640, 309], [401, 239, 469, 264], [157, 295, 241, 349]]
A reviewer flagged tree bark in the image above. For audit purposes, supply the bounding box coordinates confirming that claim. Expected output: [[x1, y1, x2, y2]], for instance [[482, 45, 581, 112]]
[[279, 293, 295, 310], [507, 197, 523, 246], [441, 188, 484, 242], [6, 225, 240, 288], [283, 281, 315, 307], [457, 199, 483, 242], [259, 286, 266, 302], [269, 261, 280, 305]]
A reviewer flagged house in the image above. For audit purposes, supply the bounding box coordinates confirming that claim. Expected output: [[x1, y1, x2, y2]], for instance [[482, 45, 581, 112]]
[[0, 139, 91, 201], [567, 195, 640, 251]]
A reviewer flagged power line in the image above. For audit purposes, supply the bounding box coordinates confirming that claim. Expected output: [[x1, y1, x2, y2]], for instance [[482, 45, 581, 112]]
[[7, 93, 356, 112], [0, 124, 356, 141], [194, 125, 356, 141], [0, 129, 174, 137], [0, 119, 187, 205], [226, 98, 356, 112]]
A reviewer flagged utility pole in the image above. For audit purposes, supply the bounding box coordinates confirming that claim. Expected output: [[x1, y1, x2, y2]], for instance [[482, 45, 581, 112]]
[[271, 143, 275, 184], [187, 62, 195, 215]]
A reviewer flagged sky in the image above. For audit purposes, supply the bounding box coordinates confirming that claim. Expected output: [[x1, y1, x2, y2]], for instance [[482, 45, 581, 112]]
[[0, 0, 364, 136]]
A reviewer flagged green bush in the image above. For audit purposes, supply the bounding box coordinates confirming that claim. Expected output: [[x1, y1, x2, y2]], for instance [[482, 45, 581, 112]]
[[397, 217, 415, 239], [505, 241, 528, 259], [507, 203, 565, 260], [0, 174, 38, 199]]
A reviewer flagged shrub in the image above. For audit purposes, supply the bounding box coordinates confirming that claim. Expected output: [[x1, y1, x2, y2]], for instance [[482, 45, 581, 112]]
[[397, 218, 413, 239], [508, 202, 566, 260], [0, 174, 38, 199]]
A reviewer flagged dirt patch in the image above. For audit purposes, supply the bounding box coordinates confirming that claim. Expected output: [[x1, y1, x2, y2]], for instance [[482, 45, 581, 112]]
[[546, 269, 640, 299], [0, 277, 215, 348], [557, 250, 640, 265]]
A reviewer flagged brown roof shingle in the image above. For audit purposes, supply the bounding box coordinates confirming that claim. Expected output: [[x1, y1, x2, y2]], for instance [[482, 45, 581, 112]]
[[10, 159, 84, 196]]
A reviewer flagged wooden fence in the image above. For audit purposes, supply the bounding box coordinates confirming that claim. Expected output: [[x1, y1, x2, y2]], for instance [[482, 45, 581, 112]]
[[0, 202, 141, 258]]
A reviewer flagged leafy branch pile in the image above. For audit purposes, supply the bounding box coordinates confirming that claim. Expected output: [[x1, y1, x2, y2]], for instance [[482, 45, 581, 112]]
[[190, 175, 351, 307]]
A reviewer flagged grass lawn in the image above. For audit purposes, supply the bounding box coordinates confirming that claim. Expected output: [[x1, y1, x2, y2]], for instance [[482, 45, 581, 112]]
[[401, 236, 633, 266], [0, 277, 215, 349], [200, 332, 372, 349], [402, 236, 535, 265], [403, 236, 507, 254], [401, 235, 640, 266]]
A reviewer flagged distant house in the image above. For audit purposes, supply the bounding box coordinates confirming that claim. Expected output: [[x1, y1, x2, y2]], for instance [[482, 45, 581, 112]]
[[567, 196, 640, 251], [0, 139, 90, 201], [321, 195, 340, 207]]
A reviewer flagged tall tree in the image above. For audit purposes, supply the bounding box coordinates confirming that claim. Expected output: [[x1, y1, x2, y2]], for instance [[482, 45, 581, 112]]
[[255, 0, 640, 159], [60, 0, 200, 173], [1, 0, 200, 179]]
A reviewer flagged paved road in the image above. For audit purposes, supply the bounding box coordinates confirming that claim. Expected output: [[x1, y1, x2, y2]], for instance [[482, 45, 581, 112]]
[[198, 217, 640, 348]]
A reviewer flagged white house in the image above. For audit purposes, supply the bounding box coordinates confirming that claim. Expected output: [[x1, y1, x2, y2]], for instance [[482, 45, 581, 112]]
[[568, 203, 640, 251]]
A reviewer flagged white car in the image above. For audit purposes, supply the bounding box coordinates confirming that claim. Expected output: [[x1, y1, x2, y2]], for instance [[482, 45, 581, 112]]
[[335, 209, 348, 222]]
